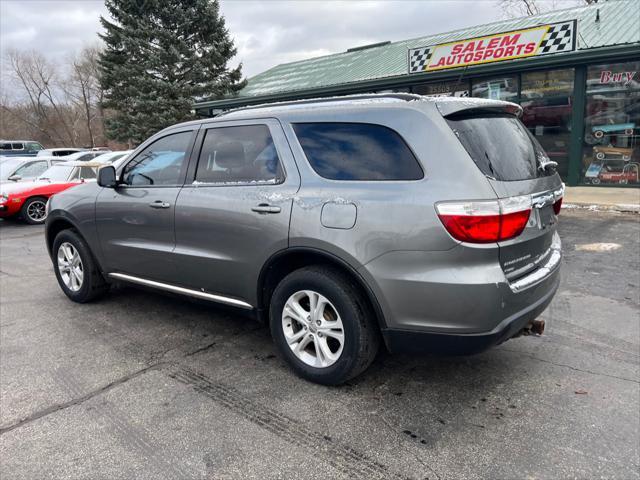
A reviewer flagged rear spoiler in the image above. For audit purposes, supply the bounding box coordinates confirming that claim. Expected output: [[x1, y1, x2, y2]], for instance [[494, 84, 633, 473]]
[[434, 97, 522, 118]]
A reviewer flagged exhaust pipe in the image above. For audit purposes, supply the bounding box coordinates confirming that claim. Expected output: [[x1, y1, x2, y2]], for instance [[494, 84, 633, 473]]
[[531, 319, 545, 335], [512, 318, 546, 338]]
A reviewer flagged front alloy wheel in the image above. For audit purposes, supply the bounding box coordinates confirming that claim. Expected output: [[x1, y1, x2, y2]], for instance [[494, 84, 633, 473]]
[[282, 290, 345, 368], [57, 242, 84, 292], [52, 229, 108, 303]]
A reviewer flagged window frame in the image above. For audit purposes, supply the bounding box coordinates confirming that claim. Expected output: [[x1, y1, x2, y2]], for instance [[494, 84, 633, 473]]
[[188, 121, 288, 188], [118, 128, 198, 189], [291, 121, 424, 183]]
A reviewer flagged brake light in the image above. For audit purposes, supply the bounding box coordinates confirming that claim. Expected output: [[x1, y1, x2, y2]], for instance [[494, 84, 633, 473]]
[[553, 197, 562, 215], [436, 195, 531, 244]]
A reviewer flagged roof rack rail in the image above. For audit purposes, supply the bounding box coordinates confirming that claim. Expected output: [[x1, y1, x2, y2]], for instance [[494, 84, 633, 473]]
[[220, 93, 422, 117]]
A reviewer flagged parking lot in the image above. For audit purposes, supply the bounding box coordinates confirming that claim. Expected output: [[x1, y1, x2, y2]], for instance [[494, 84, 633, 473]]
[[0, 208, 638, 479]]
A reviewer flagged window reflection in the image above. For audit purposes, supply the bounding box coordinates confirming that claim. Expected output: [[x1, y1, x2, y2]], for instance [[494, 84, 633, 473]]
[[583, 61, 639, 185], [520, 69, 574, 179]]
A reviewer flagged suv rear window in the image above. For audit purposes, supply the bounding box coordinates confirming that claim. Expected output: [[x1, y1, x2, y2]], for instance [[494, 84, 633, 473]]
[[292, 123, 423, 181], [446, 114, 552, 181]]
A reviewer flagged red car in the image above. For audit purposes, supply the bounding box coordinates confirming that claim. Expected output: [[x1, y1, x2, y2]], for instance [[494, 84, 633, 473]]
[[0, 161, 101, 224]]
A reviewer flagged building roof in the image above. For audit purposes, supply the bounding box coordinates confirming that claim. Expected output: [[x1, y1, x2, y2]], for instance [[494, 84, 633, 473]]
[[198, 0, 639, 109]]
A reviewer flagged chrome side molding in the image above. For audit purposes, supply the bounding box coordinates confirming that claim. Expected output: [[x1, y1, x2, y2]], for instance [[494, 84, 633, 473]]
[[107, 272, 253, 309]]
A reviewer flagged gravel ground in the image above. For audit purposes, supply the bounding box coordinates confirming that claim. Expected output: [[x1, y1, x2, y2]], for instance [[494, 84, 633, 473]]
[[1, 209, 638, 479]]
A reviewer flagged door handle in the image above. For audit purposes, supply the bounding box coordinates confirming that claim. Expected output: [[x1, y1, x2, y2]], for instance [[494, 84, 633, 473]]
[[251, 203, 281, 214], [149, 200, 171, 209]]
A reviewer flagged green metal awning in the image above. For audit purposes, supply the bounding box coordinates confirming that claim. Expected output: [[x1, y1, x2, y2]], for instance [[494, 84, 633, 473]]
[[196, 0, 640, 110]]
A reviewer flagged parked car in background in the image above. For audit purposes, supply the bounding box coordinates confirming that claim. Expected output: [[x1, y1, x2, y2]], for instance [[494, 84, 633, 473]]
[[92, 150, 132, 165], [45, 94, 563, 385], [57, 150, 112, 162], [37, 148, 85, 158], [0, 140, 45, 157], [0, 157, 65, 184], [0, 161, 102, 224]]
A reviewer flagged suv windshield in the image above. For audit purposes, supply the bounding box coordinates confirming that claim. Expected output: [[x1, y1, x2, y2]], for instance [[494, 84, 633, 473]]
[[446, 114, 553, 181]]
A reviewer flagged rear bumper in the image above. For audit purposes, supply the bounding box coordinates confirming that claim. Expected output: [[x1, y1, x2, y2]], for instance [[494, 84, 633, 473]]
[[381, 272, 559, 354], [360, 232, 562, 353]]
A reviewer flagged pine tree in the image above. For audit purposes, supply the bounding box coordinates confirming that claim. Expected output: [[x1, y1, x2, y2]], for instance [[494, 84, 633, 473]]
[[99, 0, 245, 144]]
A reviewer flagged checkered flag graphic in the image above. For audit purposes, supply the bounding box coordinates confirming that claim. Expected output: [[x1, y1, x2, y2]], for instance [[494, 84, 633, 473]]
[[409, 46, 434, 73], [539, 21, 575, 54]]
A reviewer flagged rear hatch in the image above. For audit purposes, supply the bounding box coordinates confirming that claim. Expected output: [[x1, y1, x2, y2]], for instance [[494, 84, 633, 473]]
[[440, 101, 563, 284]]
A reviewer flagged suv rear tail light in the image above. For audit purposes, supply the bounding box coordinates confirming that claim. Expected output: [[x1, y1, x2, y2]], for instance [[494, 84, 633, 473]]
[[436, 195, 531, 244], [553, 197, 562, 215]]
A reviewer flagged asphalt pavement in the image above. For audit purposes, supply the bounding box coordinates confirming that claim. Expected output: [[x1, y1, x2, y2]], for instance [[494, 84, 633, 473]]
[[1, 209, 638, 479]]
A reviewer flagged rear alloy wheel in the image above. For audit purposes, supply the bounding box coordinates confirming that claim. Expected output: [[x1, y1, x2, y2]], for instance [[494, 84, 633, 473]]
[[282, 290, 345, 368], [270, 266, 379, 385], [21, 197, 48, 225]]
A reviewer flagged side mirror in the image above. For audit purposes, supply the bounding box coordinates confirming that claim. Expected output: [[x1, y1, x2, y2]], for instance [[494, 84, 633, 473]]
[[8, 175, 21, 182], [97, 165, 117, 188]]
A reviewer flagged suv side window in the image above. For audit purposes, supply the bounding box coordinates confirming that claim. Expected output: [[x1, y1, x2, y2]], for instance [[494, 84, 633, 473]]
[[292, 122, 423, 181], [11, 143, 24, 150], [122, 131, 193, 186], [195, 125, 283, 184]]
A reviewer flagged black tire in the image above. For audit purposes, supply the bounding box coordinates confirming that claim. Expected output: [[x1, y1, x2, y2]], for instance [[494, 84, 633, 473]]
[[21, 197, 48, 225], [52, 229, 109, 303], [269, 266, 380, 385]]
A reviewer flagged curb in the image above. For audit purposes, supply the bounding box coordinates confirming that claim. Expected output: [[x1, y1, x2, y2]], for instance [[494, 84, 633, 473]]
[[563, 203, 640, 214]]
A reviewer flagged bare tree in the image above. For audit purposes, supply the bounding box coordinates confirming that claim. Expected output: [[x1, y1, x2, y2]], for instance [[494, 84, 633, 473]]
[[64, 46, 105, 148], [1, 47, 107, 148], [498, 0, 598, 18], [5, 49, 78, 145]]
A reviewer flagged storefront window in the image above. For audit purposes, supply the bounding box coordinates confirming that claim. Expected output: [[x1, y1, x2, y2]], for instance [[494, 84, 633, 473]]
[[520, 69, 574, 179], [472, 76, 518, 102], [413, 80, 470, 97], [582, 61, 640, 186]]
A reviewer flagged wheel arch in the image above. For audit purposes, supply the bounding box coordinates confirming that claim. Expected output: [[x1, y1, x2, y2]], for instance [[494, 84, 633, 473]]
[[45, 215, 96, 267], [257, 247, 387, 331]]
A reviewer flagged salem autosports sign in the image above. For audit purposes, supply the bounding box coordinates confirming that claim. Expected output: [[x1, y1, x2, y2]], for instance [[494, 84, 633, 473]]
[[409, 20, 576, 73]]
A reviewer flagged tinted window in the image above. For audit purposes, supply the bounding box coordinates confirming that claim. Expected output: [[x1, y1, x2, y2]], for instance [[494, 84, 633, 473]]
[[446, 114, 552, 181], [14, 161, 48, 178], [25, 142, 43, 152], [122, 131, 193, 186], [195, 125, 283, 184], [0, 143, 11, 150], [11, 143, 24, 150], [292, 123, 423, 181]]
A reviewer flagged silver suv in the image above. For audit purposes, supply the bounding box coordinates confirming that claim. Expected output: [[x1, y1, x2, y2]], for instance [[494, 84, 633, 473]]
[[45, 94, 563, 385]]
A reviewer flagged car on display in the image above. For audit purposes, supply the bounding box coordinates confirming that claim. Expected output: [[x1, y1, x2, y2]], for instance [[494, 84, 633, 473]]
[[0, 157, 65, 184], [592, 145, 634, 161], [0, 161, 102, 224], [0, 140, 45, 157], [45, 94, 563, 385], [36, 148, 85, 157]]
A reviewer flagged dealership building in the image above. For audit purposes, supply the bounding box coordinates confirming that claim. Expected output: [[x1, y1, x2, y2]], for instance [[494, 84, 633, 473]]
[[195, 1, 640, 187]]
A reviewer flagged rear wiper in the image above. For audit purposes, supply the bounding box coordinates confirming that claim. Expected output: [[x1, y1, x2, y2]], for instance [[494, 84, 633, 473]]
[[538, 160, 558, 172]]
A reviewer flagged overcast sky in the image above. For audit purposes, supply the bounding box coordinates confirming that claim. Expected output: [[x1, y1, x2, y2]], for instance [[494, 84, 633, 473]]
[[0, 0, 518, 82]]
